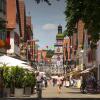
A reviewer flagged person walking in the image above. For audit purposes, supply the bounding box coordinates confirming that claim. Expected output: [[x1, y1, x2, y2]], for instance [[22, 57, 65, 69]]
[[57, 75, 63, 94], [36, 72, 42, 98], [44, 77, 48, 88], [52, 78, 56, 86], [80, 77, 87, 93]]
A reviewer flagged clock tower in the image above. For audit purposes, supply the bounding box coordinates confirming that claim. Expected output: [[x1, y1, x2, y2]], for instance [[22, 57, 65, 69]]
[[54, 25, 64, 74]]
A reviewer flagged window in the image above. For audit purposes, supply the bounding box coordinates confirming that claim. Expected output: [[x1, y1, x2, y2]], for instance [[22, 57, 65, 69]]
[[3, 0, 6, 14], [0, 0, 2, 11], [0, 30, 6, 40], [0, 0, 6, 14]]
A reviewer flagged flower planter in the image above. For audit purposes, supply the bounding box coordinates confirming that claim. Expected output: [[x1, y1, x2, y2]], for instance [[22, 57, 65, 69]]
[[31, 86, 35, 94], [14, 88, 23, 97], [0, 39, 5, 48], [24, 87, 31, 95], [3, 88, 10, 97]]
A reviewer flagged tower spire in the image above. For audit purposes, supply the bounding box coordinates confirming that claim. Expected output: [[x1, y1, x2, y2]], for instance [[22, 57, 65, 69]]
[[58, 24, 62, 34]]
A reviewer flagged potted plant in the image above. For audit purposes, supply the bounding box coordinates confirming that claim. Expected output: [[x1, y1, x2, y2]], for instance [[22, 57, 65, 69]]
[[23, 71, 36, 95], [3, 66, 11, 97], [31, 73, 36, 94], [10, 66, 25, 97], [0, 66, 4, 97]]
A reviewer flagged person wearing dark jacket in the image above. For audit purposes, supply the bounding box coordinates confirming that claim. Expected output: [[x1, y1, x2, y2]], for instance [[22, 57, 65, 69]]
[[80, 77, 87, 93]]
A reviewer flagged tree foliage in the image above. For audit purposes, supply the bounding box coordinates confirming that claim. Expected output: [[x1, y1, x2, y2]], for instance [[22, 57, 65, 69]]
[[46, 49, 54, 58], [35, 0, 60, 5], [65, 0, 100, 44]]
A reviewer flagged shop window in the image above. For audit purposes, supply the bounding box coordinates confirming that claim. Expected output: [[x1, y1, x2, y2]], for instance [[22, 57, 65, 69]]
[[0, 31, 6, 40], [7, 31, 10, 44]]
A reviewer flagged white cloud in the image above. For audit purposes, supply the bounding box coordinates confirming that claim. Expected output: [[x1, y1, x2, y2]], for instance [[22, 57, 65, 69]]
[[42, 23, 57, 31]]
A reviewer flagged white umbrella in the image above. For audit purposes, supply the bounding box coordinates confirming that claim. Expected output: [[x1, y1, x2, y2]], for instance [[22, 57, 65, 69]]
[[0, 55, 28, 65], [0, 62, 33, 71], [18, 64, 33, 71], [80, 68, 90, 74], [0, 55, 33, 71]]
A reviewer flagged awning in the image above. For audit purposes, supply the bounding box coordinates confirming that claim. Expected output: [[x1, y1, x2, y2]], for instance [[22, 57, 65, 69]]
[[80, 69, 89, 74], [80, 66, 97, 74], [66, 70, 81, 76]]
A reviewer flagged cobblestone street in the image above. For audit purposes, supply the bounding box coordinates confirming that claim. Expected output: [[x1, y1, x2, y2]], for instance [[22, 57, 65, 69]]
[[38, 84, 100, 98], [6, 84, 100, 99]]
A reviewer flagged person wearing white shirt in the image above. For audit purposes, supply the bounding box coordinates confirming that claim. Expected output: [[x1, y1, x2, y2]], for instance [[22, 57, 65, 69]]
[[57, 75, 63, 94]]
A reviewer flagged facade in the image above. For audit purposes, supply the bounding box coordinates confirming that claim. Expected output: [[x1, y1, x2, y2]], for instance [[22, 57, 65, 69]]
[[0, 0, 7, 53], [25, 16, 34, 62], [0, 0, 6, 19], [6, 0, 16, 54], [65, 20, 86, 88], [26, 16, 33, 40], [71, 26, 78, 66], [63, 37, 71, 74], [77, 20, 84, 71], [37, 50, 47, 64], [18, 0, 25, 38], [66, 19, 99, 88], [69, 20, 84, 72], [63, 37, 70, 64], [37, 50, 43, 63]]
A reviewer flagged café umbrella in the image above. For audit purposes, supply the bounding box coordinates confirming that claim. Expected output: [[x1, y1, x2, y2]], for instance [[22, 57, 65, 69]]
[[0, 55, 33, 70]]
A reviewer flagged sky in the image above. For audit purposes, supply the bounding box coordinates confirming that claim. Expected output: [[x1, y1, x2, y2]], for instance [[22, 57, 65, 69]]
[[25, 0, 66, 49]]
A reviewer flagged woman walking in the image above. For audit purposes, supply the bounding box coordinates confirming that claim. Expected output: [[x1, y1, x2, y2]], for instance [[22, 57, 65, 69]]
[[57, 75, 63, 94]]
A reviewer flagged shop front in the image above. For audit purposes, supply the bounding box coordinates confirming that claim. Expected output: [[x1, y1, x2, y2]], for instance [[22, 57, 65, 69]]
[[80, 66, 98, 93]]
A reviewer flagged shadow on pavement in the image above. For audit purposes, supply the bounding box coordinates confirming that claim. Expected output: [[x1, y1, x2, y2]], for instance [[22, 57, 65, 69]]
[[65, 91, 81, 94], [1, 98, 100, 100]]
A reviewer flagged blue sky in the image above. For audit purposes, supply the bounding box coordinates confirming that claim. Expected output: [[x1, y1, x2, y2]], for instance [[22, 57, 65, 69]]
[[25, 0, 66, 49]]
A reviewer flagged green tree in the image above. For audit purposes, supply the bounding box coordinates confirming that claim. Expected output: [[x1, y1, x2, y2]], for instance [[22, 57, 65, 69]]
[[46, 49, 54, 58], [35, 0, 60, 5], [64, 0, 100, 47]]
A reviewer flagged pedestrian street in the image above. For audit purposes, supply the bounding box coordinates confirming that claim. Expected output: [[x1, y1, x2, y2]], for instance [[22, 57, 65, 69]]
[[30, 84, 100, 98]]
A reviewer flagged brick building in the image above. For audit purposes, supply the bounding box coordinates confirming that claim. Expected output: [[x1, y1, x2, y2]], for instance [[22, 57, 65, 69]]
[[37, 50, 47, 64], [63, 37, 70, 64]]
